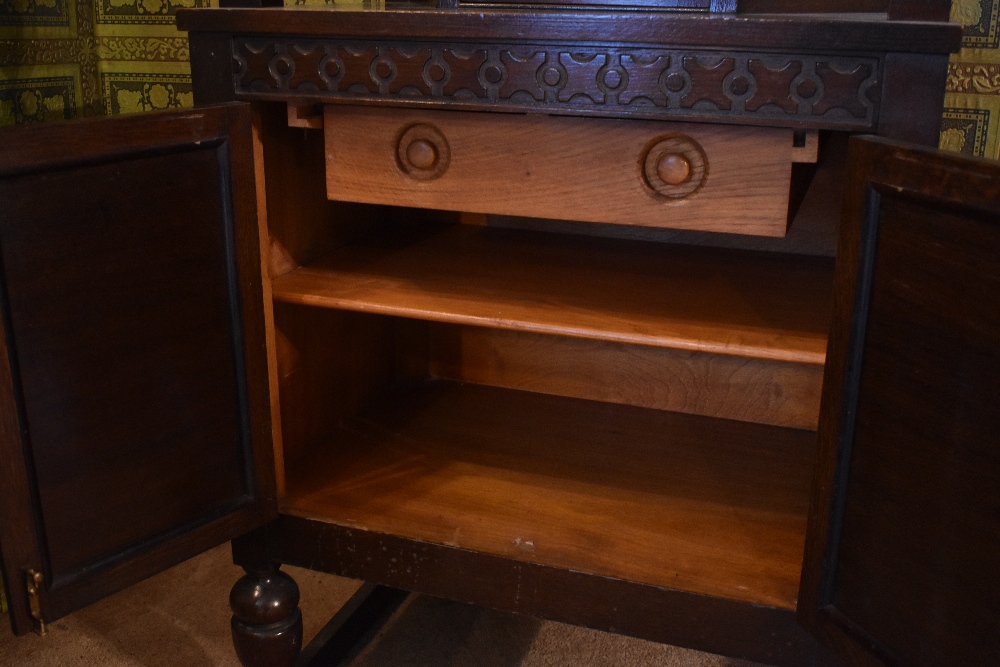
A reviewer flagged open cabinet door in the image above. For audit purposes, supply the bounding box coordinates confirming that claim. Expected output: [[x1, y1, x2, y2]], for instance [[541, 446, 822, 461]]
[[0, 104, 276, 635], [798, 136, 1000, 666]]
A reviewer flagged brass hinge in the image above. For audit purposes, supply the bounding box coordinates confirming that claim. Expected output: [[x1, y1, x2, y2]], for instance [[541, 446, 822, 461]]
[[24, 569, 47, 636]]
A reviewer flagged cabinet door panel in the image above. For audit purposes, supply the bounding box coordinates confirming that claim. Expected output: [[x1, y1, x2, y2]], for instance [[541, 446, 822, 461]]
[[0, 104, 276, 634], [800, 136, 1000, 666]]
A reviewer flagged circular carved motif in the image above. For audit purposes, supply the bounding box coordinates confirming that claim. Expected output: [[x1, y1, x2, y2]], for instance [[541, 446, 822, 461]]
[[641, 134, 708, 200], [603, 69, 622, 89], [797, 79, 818, 99], [483, 65, 503, 84], [428, 63, 447, 82], [664, 72, 686, 93], [542, 67, 561, 87], [396, 124, 450, 181], [730, 75, 750, 96], [375, 61, 393, 80], [274, 57, 292, 77]]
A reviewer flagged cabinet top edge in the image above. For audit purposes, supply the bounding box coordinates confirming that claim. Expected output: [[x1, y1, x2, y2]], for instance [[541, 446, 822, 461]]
[[175, 7, 961, 55]]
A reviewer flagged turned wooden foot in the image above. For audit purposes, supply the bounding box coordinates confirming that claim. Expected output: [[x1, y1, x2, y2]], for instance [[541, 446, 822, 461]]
[[230, 565, 303, 667]]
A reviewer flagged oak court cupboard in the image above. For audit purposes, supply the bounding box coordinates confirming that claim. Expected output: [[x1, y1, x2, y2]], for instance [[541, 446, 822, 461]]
[[1, 1, 996, 666]]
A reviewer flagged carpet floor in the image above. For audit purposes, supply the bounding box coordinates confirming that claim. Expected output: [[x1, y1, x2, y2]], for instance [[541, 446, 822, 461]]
[[0, 545, 766, 667]]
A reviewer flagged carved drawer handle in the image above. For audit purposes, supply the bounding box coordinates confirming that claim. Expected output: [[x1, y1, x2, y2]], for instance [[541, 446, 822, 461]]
[[641, 135, 708, 200], [396, 124, 450, 181], [657, 153, 692, 186]]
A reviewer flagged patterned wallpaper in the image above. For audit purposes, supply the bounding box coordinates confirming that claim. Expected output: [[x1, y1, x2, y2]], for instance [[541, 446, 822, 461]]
[[2, 1, 999, 160], [0, 0, 212, 125], [943, 0, 1000, 158]]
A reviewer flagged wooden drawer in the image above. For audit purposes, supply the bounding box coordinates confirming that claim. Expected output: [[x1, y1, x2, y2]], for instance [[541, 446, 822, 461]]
[[323, 105, 813, 237]]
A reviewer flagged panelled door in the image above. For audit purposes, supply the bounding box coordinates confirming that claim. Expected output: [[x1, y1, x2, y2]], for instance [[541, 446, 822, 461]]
[[799, 136, 1000, 666], [0, 104, 276, 634]]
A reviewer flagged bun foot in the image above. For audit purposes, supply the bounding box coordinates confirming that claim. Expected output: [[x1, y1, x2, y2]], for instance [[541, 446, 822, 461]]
[[230, 566, 302, 667]]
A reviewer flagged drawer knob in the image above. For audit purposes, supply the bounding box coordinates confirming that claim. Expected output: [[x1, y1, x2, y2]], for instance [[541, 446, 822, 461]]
[[656, 153, 692, 186], [406, 139, 438, 170], [642, 135, 707, 200], [396, 123, 450, 181]]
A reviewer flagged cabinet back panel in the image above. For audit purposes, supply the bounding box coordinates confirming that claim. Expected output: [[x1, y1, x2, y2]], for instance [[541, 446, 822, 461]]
[[428, 324, 823, 430], [0, 147, 247, 585]]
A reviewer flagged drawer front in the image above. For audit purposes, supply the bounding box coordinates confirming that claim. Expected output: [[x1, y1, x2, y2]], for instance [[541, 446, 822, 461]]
[[324, 105, 797, 237]]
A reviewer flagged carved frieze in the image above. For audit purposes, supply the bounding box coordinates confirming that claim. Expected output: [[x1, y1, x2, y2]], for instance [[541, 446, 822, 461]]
[[233, 38, 881, 129]]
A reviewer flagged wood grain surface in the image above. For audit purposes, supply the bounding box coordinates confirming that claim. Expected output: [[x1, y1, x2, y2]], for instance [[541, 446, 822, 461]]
[[801, 136, 1000, 667], [0, 105, 276, 630], [428, 324, 823, 429], [282, 380, 815, 610], [325, 107, 795, 237], [271, 224, 835, 364]]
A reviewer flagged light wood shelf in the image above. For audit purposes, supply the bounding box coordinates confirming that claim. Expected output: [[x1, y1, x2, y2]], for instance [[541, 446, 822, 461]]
[[281, 380, 816, 610], [271, 225, 834, 364]]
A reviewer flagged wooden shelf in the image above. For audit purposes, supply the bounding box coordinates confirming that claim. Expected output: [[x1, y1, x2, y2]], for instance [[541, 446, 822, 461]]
[[271, 225, 834, 364], [281, 380, 815, 610]]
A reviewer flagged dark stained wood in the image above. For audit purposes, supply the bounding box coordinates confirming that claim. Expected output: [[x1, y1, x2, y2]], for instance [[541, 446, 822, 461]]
[[877, 53, 951, 146], [271, 224, 835, 364], [0, 105, 276, 632], [267, 516, 819, 667], [887, 0, 951, 21], [282, 380, 817, 610], [231, 565, 303, 667], [188, 32, 238, 106], [0, 308, 44, 635], [220, 0, 281, 6], [177, 8, 960, 54], [184, 9, 957, 138], [231, 38, 887, 131], [800, 137, 1000, 666], [739, 0, 886, 11]]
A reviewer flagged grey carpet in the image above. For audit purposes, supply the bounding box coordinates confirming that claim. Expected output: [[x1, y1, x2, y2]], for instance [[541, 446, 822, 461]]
[[0, 545, 765, 667]]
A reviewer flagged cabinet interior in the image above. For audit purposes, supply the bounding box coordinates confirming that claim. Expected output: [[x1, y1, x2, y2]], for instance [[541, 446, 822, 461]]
[[256, 102, 841, 613]]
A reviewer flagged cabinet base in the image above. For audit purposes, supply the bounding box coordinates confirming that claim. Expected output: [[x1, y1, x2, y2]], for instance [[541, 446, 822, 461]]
[[261, 516, 819, 667]]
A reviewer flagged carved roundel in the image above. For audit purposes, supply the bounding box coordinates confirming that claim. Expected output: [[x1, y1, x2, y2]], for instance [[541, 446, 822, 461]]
[[641, 134, 708, 200], [396, 123, 450, 181]]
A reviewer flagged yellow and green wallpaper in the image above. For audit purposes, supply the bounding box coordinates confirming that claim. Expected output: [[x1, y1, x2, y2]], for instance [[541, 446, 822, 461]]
[[0, 0, 211, 125], [944, 0, 1000, 157]]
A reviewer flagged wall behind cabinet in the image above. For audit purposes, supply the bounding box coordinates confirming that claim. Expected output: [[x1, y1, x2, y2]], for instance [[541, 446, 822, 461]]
[[0, 0, 214, 124], [942, 0, 1000, 157]]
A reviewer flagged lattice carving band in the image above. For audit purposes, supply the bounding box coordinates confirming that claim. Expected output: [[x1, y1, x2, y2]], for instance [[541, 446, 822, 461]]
[[233, 39, 881, 129]]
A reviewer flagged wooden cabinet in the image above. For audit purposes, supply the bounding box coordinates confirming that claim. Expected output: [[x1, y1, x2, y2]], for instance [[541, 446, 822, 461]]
[[2, 5, 994, 667], [798, 137, 1000, 667], [0, 105, 276, 634]]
